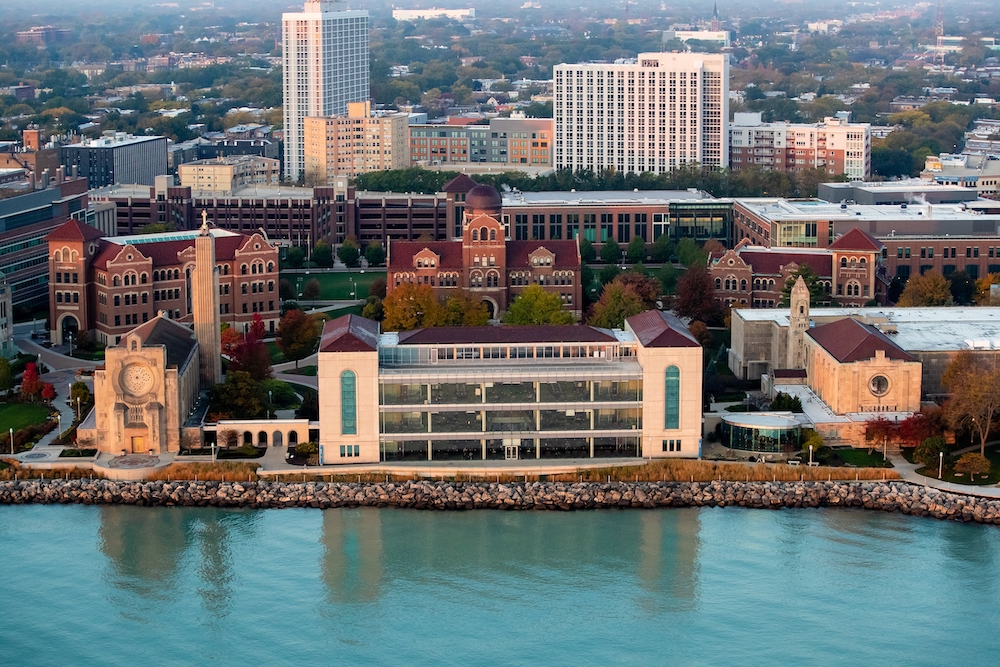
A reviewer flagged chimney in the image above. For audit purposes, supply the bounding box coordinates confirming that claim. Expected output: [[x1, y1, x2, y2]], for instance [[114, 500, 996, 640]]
[[56, 166, 65, 182], [40, 169, 49, 187]]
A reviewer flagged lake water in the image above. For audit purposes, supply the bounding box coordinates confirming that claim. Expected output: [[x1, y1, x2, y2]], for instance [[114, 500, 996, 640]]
[[1, 504, 999, 665]]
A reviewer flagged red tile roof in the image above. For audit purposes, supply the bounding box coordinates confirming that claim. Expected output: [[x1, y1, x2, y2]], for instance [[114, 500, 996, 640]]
[[806, 317, 916, 363], [829, 227, 883, 252], [90, 232, 270, 270], [319, 314, 380, 353], [773, 369, 807, 378], [388, 241, 464, 270], [396, 325, 615, 345], [506, 240, 580, 269], [736, 249, 832, 278], [45, 218, 104, 243], [626, 310, 701, 348]]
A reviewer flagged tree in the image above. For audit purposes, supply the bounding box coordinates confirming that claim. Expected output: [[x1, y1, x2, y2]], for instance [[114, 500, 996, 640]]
[[337, 237, 361, 267], [279, 278, 295, 301], [276, 308, 320, 369], [19, 362, 42, 400], [504, 284, 574, 325], [865, 415, 898, 455], [626, 236, 647, 264], [285, 246, 305, 269], [651, 234, 675, 264], [70, 381, 91, 407], [599, 264, 622, 285], [674, 265, 722, 325], [588, 281, 646, 329], [369, 277, 387, 299], [362, 296, 384, 321], [688, 320, 713, 347], [600, 238, 622, 265], [248, 313, 266, 343], [955, 452, 991, 481], [948, 270, 976, 305], [220, 324, 241, 356], [942, 351, 1000, 455], [657, 263, 680, 295], [301, 278, 321, 300], [675, 238, 706, 267], [211, 371, 267, 420], [914, 436, 949, 472], [897, 271, 953, 307], [442, 292, 490, 326], [229, 317, 272, 381], [312, 240, 334, 268], [0, 358, 12, 391], [41, 383, 56, 405], [365, 240, 386, 266], [579, 238, 597, 263], [779, 264, 827, 306], [898, 412, 937, 449], [770, 392, 803, 412], [382, 283, 444, 331], [703, 239, 726, 256], [616, 271, 661, 308]]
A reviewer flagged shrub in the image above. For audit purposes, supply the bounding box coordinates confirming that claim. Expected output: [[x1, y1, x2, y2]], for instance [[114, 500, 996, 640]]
[[914, 436, 949, 469], [294, 441, 318, 456]]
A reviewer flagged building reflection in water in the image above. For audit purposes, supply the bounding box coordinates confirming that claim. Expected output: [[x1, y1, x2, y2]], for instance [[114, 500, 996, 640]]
[[321, 508, 383, 604], [637, 510, 701, 612], [98, 506, 260, 619]]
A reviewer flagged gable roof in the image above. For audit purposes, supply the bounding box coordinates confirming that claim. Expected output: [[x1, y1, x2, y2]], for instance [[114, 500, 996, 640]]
[[388, 241, 464, 270], [396, 324, 616, 345], [127, 315, 199, 369], [441, 174, 479, 193], [626, 310, 701, 348], [90, 231, 274, 270], [320, 314, 380, 353], [734, 249, 832, 278], [806, 317, 916, 363], [829, 227, 883, 252], [506, 240, 580, 269], [45, 218, 104, 243]]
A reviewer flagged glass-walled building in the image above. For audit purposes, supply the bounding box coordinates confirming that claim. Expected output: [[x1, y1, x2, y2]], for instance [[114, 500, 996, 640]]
[[318, 310, 704, 465], [720, 413, 802, 453]]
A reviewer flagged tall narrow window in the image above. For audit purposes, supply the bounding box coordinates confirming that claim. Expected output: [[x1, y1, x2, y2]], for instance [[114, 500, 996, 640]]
[[665, 366, 680, 429], [341, 370, 357, 435]]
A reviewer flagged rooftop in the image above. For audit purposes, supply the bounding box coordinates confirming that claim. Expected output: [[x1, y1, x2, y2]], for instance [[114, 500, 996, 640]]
[[736, 306, 1000, 352], [735, 198, 1000, 223], [806, 317, 916, 363], [394, 325, 618, 346], [73, 133, 166, 149], [103, 228, 239, 245], [125, 314, 198, 369], [503, 189, 720, 207]]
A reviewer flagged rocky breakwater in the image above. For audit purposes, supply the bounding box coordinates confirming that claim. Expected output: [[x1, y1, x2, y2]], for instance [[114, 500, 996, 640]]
[[2, 479, 1000, 523]]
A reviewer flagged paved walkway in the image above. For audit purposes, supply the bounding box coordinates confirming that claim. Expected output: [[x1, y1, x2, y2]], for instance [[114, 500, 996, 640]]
[[273, 353, 317, 373], [887, 453, 1000, 498], [17, 339, 99, 372]]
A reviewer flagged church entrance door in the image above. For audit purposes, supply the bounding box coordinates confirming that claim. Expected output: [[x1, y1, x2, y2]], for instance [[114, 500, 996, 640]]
[[131, 436, 145, 453]]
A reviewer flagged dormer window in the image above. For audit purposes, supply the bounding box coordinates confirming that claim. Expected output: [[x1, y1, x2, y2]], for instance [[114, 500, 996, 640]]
[[532, 257, 538, 266]]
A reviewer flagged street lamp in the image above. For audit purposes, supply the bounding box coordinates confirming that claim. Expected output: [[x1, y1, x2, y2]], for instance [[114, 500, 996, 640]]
[[939, 450, 944, 479], [349, 276, 356, 300], [809, 444, 814, 466], [57, 413, 61, 438], [76, 396, 80, 420], [68, 331, 74, 357], [8, 427, 13, 454], [268, 390, 273, 418]]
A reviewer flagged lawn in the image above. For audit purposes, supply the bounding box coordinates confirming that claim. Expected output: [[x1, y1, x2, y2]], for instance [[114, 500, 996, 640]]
[[0, 403, 52, 433], [916, 445, 1000, 485], [266, 341, 287, 364], [836, 448, 891, 468], [285, 271, 385, 300]]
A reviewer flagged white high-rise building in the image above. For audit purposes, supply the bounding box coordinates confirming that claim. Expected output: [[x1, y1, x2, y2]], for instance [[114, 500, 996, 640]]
[[554, 53, 729, 174], [282, 0, 370, 181]]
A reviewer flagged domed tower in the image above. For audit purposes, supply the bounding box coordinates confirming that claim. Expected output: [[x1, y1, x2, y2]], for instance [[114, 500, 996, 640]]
[[461, 183, 507, 317]]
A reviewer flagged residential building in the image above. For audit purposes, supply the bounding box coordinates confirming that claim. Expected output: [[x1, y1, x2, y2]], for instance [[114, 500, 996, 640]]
[[61, 133, 168, 188], [178, 155, 281, 194], [282, 0, 370, 181], [386, 183, 583, 319], [316, 309, 703, 464], [554, 52, 729, 174], [408, 116, 553, 168], [729, 113, 871, 180], [662, 30, 731, 48], [708, 227, 885, 308], [46, 219, 280, 345], [304, 101, 409, 182], [921, 154, 1000, 198], [391, 7, 475, 20]]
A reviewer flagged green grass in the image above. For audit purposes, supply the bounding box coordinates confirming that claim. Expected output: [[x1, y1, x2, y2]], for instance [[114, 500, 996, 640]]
[[314, 304, 365, 318], [836, 448, 892, 468], [70, 349, 105, 361], [266, 341, 287, 364], [0, 403, 51, 433], [286, 271, 385, 300], [916, 444, 1000, 485]]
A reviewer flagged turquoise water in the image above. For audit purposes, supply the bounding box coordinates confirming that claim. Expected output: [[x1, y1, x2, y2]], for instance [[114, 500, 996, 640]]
[[1, 505, 999, 665]]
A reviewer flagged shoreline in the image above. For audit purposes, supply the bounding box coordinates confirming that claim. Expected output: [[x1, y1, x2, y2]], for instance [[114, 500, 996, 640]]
[[2, 479, 1000, 523]]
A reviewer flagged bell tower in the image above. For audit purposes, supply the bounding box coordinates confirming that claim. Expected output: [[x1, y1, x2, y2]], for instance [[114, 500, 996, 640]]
[[192, 211, 222, 388], [787, 276, 810, 370]]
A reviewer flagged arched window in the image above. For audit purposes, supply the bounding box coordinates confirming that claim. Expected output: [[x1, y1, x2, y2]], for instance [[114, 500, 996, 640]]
[[113, 275, 120, 287], [850, 258, 857, 268], [480, 226, 487, 241], [53, 250, 62, 262], [472, 229, 479, 241], [267, 262, 274, 272], [859, 258, 867, 267], [341, 370, 357, 435], [840, 257, 847, 268], [490, 229, 496, 241], [715, 278, 722, 290], [665, 366, 680, 430], [241, 264, 248, 275], [141, 273, 147, 284], [740, 279, 747, 291]]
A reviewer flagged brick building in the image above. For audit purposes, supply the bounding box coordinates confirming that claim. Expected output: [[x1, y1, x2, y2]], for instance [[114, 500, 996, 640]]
[[409, 117, 553, 168], [46, 219, 280, 345], [709, 227, 884, 308], [304, 101, 409, 181], [387, 183, 583, 319]]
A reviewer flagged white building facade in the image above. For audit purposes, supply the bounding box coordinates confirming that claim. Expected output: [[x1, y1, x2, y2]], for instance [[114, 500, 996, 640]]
[[553, 53, 729, 175], [282, 0, 370, 181]]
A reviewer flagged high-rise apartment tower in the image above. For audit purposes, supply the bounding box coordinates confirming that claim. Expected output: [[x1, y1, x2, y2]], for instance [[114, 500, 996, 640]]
[[282, 0, 370, 181], [554, 52, 729, 174]]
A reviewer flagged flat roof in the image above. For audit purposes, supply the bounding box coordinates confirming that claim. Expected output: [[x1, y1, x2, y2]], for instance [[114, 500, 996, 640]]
[[388, 325, 623, 346], [503, 190, 724, 207], [735, 198, 1000, 224], [103, 228, 240, 245], [820, 180, 976, 193], [736, 306, 1000, 352], [721, 413, 803, 429], [73, 134, 165, 148]]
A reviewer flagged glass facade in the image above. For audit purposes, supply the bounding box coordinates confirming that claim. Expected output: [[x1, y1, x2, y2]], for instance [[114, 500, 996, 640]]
[[341, 370, 357, 435], [664, 366, 680, 429], [720, 416, 801, 453]]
